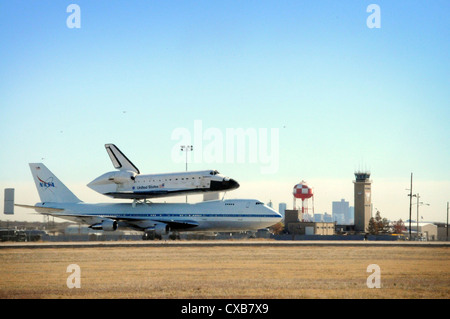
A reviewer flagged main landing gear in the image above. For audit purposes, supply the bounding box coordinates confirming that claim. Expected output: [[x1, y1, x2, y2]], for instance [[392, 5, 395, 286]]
[[141, 231, 181, 240]]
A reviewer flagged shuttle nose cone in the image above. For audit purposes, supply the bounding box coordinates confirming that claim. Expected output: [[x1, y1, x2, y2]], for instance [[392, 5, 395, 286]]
[[210, 178, 240, 191], [221, 178, 239, 191], [227, 178, 240, 190]]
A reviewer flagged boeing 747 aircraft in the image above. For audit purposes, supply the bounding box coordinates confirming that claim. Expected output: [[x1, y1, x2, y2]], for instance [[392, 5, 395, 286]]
[[87, 144, 240, 200], [16, 164, 282, 240]]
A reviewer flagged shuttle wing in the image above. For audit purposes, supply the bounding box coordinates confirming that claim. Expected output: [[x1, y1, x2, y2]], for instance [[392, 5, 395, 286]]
[[105, 190, 185, 199]]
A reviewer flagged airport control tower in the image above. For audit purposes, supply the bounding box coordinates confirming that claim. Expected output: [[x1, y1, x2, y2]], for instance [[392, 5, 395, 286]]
[[354, 172, 372, 232]]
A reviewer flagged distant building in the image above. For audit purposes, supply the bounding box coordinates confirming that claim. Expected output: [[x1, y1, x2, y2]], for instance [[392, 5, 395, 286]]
[[323, 212, 333, 223], [348, 207, 354, 225], [303, 212, 314, 222], [313, 213, 323, 222], [332, 199, 354, 225], [334, 214, 345, 224], [278, 203, 287, 218], [332, 199, 349, 223]]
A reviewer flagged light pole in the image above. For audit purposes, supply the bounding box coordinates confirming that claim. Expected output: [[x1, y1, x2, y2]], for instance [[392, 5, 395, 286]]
[[413, 193, 418, 239], [180, 145, 193, 172], [413, 193, 430, 240], [418, 200, 430, 230], [180, 145, 193, 203]]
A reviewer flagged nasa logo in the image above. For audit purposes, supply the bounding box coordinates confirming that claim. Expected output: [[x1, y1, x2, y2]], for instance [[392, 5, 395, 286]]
[[38, 176, 55, 188]]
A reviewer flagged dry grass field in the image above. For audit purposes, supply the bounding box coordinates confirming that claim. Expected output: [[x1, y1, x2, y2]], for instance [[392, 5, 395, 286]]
[[0, 245, 449, 299]]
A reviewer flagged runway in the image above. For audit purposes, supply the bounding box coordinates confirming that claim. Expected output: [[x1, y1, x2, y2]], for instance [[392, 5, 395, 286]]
[[1, 239, 449, 249]]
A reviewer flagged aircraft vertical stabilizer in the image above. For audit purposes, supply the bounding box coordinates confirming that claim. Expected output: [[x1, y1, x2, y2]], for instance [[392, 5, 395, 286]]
[[29, 163, 82, 203], [105, 144, 140, 174]]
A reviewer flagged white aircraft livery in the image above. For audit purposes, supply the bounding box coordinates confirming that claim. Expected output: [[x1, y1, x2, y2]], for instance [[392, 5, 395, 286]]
[[16, 164, 282, 239], [87, 144, 240, 199]]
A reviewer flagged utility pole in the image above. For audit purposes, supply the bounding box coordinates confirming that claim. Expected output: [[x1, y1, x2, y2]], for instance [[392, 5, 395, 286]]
[[407, 173, 413, 240], [416, 194, 420, 240]]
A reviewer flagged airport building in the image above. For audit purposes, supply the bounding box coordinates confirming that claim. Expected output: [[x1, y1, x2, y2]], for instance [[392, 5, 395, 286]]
[[436, 223, 450, 241], [354, 171, 372, 232], [405, 222, 438, 241], [284, 209, 335, 235]]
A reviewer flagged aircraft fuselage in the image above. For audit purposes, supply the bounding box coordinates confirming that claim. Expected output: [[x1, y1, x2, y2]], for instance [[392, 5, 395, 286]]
[[87, 169, 239, 199], [34, 199, 281, 232]]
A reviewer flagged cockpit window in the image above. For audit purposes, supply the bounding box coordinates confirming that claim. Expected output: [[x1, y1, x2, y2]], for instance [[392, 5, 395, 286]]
[[209, 170, 220, 175], [256, 201, 264, 205]]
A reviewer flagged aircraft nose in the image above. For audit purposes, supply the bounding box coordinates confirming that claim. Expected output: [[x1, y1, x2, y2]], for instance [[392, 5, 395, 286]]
[[210, 178, 240, 191], [270, 207, 283, 220], [225, 178, 240, 190]]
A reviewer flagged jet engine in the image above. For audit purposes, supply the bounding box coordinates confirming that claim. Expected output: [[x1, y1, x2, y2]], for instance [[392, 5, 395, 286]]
[[145, 223, 169, 237], [90, 219, 118, 231]]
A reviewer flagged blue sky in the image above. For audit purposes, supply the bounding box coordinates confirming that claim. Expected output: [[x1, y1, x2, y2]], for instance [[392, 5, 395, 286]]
[[0, 1, 449, 222]]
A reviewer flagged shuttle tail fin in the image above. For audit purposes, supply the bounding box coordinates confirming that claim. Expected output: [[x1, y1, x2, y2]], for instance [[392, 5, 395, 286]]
[[105, 144, 140, 174], [29, 163, 82, 203]]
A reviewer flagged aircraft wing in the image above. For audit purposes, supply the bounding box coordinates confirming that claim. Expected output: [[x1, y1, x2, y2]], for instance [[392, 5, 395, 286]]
[[15, 204, 198, 231], [15, 204, 65, 214], [111, 216, 199, 230], [15, 205, 102, 224], [150, 219, 199, 230]]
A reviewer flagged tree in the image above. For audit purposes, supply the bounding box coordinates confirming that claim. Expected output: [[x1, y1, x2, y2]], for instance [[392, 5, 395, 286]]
[[367, 211, 390, 235], [392, 219, 406, 234], [269, 222, 285, 235], [367, 217, 379, 235]]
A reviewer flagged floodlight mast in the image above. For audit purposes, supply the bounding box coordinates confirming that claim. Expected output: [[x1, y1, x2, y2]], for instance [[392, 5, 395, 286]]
[[180, 145, 193, 203], [414, 194, 430, 240]]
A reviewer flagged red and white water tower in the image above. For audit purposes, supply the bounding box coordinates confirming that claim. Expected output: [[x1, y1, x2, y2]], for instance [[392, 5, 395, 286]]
[[293, 181, 314, 221]]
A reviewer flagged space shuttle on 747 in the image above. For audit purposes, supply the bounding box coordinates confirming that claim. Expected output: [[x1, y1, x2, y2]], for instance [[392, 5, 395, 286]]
[[87, 144, 240, 200], [16, 163, 280, 240]]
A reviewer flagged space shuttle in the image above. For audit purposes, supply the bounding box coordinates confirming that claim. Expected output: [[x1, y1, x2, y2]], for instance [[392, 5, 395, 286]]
[[87, 144, 239, 200]]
